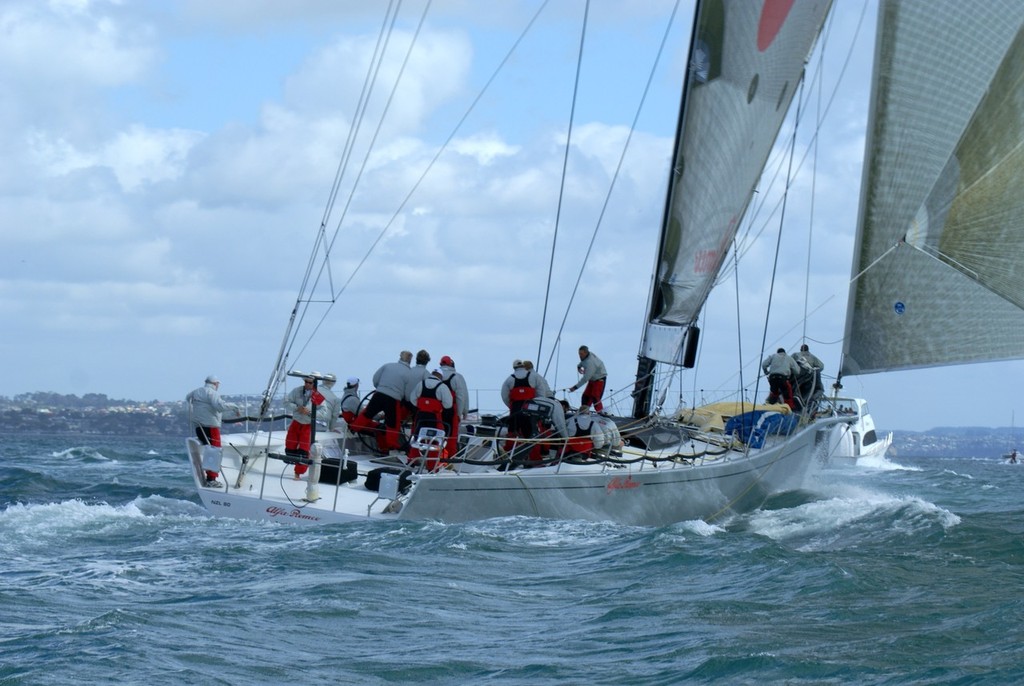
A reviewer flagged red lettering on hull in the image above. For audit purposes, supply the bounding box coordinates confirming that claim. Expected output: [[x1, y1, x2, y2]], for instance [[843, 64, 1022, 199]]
[[266, 505, 322, 522], [606, 476, 640, 492]]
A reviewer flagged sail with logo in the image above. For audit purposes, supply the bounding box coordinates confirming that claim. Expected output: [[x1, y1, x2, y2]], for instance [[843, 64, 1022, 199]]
[[633, 0, 833, 416]]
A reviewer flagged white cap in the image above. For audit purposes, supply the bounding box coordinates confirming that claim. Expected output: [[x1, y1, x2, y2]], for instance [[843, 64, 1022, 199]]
[[346, 376, 359, 386], [205, 375, 219, 384]]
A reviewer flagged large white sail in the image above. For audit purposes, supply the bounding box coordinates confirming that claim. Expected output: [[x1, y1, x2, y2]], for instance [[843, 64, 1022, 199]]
[[842, 0, 1024, 375], [641, 0, 833, 364]]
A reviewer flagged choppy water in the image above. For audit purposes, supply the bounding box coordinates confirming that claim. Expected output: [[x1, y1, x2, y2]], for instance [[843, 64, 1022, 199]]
[[3, 434, 1024, 684]]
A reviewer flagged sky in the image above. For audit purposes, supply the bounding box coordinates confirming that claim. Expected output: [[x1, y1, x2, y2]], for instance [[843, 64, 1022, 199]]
[[2, 0, 1021, 432]]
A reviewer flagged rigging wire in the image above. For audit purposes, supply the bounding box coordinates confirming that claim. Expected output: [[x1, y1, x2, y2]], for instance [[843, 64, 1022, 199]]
[[259, 1, 402, 412], [540, 0, 684, 377], [298, 0, 433, 353], [317, 1, 402, 292], [281, 1, 553, 385], [537, 0, 590, 368], [802, 17, 826, 343], [733, 236, 750, 418], [756, 75, 806, 389]]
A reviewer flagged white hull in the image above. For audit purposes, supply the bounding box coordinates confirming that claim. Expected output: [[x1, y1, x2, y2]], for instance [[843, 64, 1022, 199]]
[[822, 397, 893, 466], [190, 416, 848, 527]]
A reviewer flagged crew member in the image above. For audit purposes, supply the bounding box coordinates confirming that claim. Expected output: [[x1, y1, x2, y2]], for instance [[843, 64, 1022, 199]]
[[285, 374, 324, 477], [761, 348, 801, 409], [408, 369, 454, 470], [352, 351, 413, 452], [569, 345, 607, 413], [340, 377, 361, 425], [792, 344, 825, 407], [439, 355, 469, 457], [320, 373, 341, 432], [185, 375, 241, 487]]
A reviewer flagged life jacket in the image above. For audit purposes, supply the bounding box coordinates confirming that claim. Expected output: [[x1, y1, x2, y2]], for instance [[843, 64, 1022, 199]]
[[566, 414, 595, 455], [340, 390, 360, 423], [440, 375, 458, 415], [509, 373, 536, 404], [416, 380, 443, 416]]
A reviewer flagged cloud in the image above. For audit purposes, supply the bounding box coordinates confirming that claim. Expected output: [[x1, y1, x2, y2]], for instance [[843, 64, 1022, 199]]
[[29, 125, 202, 192], [4, 0, 1004, 432]]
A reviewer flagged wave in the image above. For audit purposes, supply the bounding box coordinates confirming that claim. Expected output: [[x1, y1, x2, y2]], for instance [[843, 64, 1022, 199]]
[[744, 487, 960, 548], [855, 454, 921, 471], [0, 496, 207, 542], [49, 446, 114, 463]]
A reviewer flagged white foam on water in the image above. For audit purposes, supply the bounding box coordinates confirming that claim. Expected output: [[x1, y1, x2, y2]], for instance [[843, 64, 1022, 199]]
[[467, 515, 638, 548], [676, 518, 726, 537], [747, 485, 960, 542], [0, 496, 206, 542], [855, 453, 920, 471], [49, 446, 111, 461]]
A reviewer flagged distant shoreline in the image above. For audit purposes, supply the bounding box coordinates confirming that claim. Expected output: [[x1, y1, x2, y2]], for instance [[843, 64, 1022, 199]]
[[1, 392, 1017, 458]]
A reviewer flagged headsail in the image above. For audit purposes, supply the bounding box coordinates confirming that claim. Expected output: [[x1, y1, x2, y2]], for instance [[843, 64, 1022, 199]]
[[642, 0, 833, 359], [634, 0, 833, 415], [842, 1, 1024, 375]]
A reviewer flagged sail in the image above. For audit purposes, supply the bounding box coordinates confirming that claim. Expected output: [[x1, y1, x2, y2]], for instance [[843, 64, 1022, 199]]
[[641, 0, 833, 364], [842, 0, 1024, 376]]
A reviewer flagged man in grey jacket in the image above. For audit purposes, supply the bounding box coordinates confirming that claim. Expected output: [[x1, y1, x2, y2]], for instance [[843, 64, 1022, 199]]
[[439, 356, 469, 458], [285, 375, 322, 476], [352, 351, 413, 452], [186, 375, 240, 486], [761, 348, 801, 408], [792, 344, 825, 406], [569, 345, 608, 413], [319, 373, 341, 432]]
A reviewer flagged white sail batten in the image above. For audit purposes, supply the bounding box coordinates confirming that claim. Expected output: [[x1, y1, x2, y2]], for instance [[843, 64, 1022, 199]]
[[642, 322, 687, 364], [646, 0, 832, 336], [842, 0, 1024, 376]]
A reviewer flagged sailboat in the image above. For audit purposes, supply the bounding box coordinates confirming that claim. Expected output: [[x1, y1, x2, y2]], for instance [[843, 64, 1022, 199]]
[[185, 1, 886, 526], [838, 2, 1024, 444], [1003, 413, 1019, 463]]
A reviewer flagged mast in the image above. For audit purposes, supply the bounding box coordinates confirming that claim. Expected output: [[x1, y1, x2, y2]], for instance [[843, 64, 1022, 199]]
[[632, 0, 706, 420]]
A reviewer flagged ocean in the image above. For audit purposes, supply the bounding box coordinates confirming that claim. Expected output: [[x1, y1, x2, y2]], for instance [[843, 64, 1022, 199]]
[[2, 434, 1023, 685]]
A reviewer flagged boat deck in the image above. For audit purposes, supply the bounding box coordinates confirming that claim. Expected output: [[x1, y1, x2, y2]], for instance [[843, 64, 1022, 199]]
[[189, 426, 752, 524]]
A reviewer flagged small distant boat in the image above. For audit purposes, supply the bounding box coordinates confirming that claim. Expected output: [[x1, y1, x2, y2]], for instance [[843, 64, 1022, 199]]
[[1004, 412, 1019, 463]]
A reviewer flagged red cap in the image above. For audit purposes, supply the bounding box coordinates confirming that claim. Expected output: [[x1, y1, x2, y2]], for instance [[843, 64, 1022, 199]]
[[440, 355, 454, 367]]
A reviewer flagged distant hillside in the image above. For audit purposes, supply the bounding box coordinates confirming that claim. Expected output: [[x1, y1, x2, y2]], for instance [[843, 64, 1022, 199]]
[[0, 392, 279, 437], [891, 427, 1019, 459], [1, 392, 1019, 456]]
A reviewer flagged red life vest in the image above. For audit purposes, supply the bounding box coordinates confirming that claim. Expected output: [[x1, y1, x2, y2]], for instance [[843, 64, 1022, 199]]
[[567, 414, 595, 455], [440, 375, 458, 415], [416, 380, 443, 416], [509, 373, 536, 404]]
